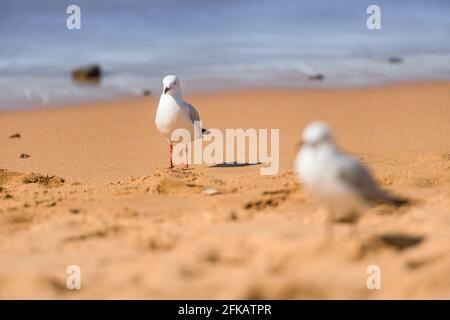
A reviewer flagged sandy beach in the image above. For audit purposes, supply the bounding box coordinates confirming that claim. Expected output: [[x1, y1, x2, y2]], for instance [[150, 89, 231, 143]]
[[1, 81, 450, 299]]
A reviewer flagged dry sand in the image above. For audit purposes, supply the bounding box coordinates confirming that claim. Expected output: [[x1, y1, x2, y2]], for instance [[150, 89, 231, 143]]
[[1, 81, 450, 299]]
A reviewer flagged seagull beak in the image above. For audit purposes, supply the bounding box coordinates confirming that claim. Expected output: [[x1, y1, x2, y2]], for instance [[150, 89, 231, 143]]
[[164, 87, 170, 94]]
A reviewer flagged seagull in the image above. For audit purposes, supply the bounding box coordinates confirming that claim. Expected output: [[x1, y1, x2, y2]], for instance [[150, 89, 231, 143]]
[[155, 75, 208, 169], [294, 121, 407, 235]]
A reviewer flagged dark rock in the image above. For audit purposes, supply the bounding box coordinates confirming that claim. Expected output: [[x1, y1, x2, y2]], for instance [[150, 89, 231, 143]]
[[70, 208, 81, 214], [9, 133, 21, 139], [142, 89, 152, 97], [229, 211, 238, 221], [308, 73, 324, 81], [388, 56, 403, 64], [20, 153, 30, 159], [71, 64, 102, 83]]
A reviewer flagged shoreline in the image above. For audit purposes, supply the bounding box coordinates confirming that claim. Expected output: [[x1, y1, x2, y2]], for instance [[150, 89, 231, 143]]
[[2, 79, 449, 113]]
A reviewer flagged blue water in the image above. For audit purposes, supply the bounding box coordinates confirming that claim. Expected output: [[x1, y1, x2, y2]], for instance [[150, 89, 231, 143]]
[[0, 0, 449, 109]]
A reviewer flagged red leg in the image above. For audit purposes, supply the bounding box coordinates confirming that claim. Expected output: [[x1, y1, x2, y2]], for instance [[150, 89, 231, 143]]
[[168, 143, 174, 169]]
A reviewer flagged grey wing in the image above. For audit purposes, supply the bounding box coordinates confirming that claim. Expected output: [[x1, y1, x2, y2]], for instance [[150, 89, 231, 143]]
[[187, 103, 210, 134], [337, 156, 385, 204], [187, 103, 200, 124]]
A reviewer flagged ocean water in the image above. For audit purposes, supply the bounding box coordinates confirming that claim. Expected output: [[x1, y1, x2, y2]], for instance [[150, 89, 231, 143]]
[[0, 0, 449, 109]]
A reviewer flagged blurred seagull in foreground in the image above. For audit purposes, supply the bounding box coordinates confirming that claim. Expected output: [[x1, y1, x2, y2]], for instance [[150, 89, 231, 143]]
[[294, 121, 407, 236], [155, 75, 208, 169]]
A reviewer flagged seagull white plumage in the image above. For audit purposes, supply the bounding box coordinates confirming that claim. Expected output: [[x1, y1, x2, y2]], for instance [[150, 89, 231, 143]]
[[294, 121, 407, 230], [155, 75, 208, 169]]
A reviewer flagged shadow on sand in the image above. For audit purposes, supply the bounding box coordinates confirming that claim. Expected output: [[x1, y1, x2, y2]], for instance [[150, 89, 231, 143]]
[[210, 162, 262, 168]]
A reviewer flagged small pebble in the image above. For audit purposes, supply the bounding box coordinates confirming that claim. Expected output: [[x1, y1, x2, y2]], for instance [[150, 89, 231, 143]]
[[229, 211, 238, 221], [203, 187, 221, 196]]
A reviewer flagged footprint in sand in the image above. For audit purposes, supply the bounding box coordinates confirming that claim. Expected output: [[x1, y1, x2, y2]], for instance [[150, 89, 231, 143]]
[[0, 169, 65, 187], [147, 234, 178, 251], [136, 168, 234, 196], [243, 281, 326, 300], [0, 170, 66, 218], [243, 189, 293, 211], [406, 254, 443, 270], [64, 225, 122, 243], [414, 177, 439, 188], [358, 233, 425, 258]]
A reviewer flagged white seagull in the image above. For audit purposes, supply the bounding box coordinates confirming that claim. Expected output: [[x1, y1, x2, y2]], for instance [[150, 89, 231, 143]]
[[155, 75, 208, 169], [294, 121, 407, 230]]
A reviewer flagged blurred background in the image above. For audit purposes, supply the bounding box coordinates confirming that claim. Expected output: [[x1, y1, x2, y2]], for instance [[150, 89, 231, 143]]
[[0, 0, 449, 109]]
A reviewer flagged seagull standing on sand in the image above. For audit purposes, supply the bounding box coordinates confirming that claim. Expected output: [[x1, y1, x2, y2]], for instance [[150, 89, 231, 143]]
[[155, 75, 208, 169], [294, 122, 407, 234]]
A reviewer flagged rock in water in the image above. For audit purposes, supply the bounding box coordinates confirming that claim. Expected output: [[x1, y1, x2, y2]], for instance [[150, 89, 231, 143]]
[[388, 56, 403, 64], [308, 73, 324, 81], [72, 65, 102, 83]]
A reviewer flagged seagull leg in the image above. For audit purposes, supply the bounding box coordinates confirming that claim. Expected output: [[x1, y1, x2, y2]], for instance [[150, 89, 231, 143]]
[[182, 144, 190, 169], [168, 143, 174, 169]]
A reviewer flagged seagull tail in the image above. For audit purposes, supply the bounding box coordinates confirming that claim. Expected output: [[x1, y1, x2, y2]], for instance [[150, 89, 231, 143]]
[[202, 128, 210, 135]]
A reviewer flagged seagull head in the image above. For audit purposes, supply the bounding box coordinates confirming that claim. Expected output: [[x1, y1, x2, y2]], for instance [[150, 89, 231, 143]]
[[300, 121, 335, 149], [162, 75, 181, 95]]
